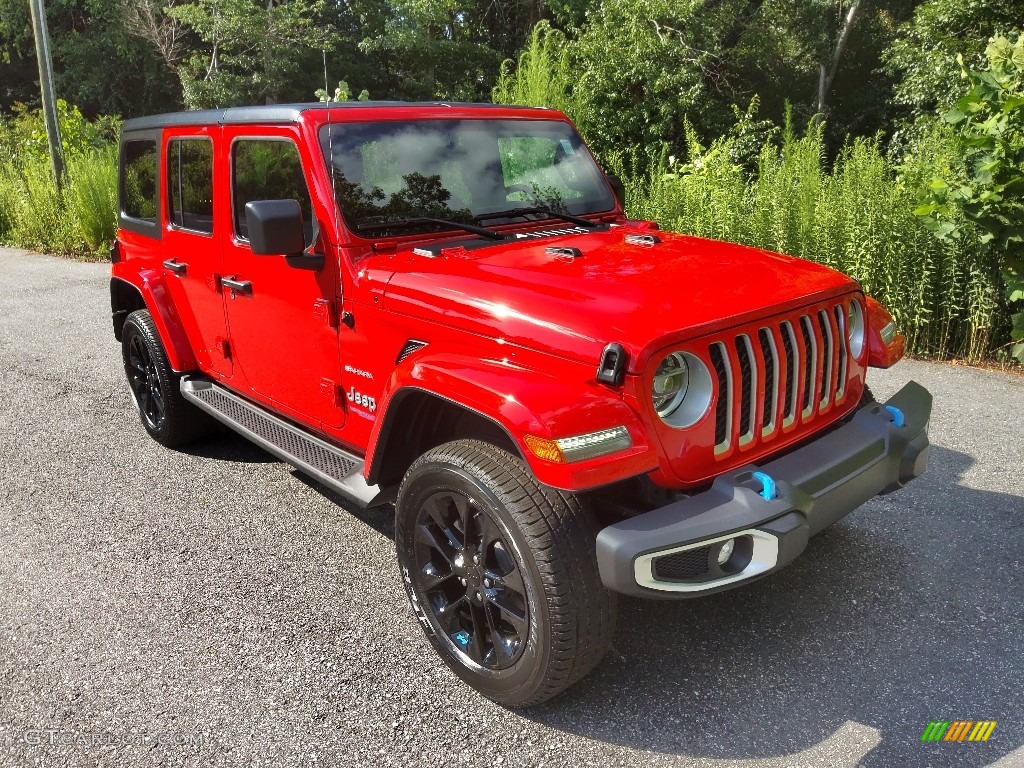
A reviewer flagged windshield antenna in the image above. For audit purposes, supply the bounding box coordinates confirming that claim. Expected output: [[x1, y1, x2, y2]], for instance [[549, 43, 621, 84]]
[[322, 50, 341, 244]]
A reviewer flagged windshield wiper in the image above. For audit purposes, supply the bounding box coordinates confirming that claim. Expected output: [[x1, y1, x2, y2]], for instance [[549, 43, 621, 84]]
[[354, 217, 506, 240], [473, 206, 600, 229]]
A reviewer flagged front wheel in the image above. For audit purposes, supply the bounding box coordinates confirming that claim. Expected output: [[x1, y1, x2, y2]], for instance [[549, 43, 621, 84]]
[[395, 440, 616, 707]]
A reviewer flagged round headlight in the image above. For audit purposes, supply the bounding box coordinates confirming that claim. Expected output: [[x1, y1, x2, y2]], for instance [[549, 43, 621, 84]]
[[847, 299, 866, 359], [652, 353, 688, 417], [651, 352, 714, 428]]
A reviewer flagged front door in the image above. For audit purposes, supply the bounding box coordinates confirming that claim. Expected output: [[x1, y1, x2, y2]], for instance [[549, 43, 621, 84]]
[[220, 129, 344, 429]]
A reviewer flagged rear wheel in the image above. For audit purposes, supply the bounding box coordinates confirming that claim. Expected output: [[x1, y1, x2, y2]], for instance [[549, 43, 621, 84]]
[[121, 309, 211, 447], [395, 439, 615, 707]]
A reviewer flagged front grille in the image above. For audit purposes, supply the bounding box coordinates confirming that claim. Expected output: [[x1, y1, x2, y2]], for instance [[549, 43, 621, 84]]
[[653, 546, 713, 580], [711, 301, 850, 456]]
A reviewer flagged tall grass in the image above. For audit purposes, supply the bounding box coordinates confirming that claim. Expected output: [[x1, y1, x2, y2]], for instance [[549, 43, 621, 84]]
[[625, 122, 1004, 362], [0, 148, 117, 259], [69, 147, 118, 251], [0, 104, 119, 259], [495, 26, 1010, 361]]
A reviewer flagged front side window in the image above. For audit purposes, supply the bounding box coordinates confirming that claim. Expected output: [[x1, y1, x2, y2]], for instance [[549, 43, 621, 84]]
[[167, 138, 214, 234], [319, 119, 615, 236], [122, 139, 158, 221], [232, 139, 313, 241]]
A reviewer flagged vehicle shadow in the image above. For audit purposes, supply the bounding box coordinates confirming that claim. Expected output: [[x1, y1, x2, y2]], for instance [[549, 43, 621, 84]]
[[291, 471, 396, 541], [179, 427, 278, 464], [519, 444, 1023, 766]]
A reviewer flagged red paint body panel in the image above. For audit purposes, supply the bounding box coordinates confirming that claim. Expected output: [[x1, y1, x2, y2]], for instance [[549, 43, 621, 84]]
[[114, 104, 902, 495], [111, 258, 197, 373], [379, 230, 857, 372]]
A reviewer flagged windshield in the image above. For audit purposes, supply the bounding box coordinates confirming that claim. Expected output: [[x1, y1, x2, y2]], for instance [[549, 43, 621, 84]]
[[318, 119, 616, 236]]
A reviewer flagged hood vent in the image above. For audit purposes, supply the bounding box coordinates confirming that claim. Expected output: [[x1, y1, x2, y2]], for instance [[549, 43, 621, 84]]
[[545, 246, 583, 260], [625, 233, 662, 246], [513, 225, 590, 240]]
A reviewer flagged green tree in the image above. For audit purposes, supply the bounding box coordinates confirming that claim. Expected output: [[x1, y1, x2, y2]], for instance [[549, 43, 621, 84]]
[[167, 0, 336, 108], [884, 0, 1023, 120], [0, 0, 182, 117], [357, 0, 503, 101], [916, 34, 1024, 363]]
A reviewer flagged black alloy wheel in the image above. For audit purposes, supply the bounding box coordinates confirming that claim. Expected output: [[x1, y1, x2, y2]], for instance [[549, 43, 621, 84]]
[[412, 489, 529, 670], [121, 309, 211, 447], [126, 331, 165, 430]]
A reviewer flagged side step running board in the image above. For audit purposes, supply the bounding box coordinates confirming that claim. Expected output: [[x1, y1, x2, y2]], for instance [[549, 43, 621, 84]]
[[180, 378, 389, 508]]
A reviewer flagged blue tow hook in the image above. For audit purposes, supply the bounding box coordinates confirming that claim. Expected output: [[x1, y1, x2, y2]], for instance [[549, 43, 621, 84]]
[[453, 630, 470, 649], [885, 405, 905, 427], [752, 471, 777, 501]]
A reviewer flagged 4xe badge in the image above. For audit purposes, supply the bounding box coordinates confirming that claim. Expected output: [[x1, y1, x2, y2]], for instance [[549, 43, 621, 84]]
[[347, 386, 376, 413]]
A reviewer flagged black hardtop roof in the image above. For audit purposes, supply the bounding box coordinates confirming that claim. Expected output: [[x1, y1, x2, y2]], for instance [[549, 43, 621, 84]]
[[121, 101, 555, 133]]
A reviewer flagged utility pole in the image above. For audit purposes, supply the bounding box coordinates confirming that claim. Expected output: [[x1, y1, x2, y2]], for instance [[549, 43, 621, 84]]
[[28, 0, 65, 191]]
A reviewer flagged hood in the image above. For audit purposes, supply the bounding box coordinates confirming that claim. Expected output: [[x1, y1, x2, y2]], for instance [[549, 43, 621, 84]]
[[381, 228, 858, 372]]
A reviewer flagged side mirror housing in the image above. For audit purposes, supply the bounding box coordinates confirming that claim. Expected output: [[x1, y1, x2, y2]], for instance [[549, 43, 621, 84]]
[[244, 199, 305, 256], [606, 173, 626, 208]]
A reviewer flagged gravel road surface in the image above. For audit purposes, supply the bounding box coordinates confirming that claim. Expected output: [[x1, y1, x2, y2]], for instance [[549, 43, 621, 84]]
[[1, 247, 1022, 768]]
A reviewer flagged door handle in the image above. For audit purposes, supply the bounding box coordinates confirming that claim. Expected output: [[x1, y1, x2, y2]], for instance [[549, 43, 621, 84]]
[[163, 259, 187, 275], [220, 277, 252, 295]]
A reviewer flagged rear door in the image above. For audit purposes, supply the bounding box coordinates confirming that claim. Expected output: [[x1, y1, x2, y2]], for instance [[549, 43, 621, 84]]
[[220, 127, 344, 429], [160, 128, 232, 378]]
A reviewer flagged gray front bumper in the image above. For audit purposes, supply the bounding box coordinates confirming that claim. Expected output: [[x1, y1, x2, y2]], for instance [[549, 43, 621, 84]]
[[596, 381, 932, 598]]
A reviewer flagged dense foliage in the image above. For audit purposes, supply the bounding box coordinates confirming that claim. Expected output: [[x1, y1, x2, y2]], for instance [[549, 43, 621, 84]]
[[916, 34, 1024, 362], [2, 0, 1023, 361]]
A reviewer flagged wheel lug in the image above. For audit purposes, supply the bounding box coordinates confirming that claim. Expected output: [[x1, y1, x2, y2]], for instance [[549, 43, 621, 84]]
[[459, 577, 467, 586], [483, 579, 492, 588], [475, 591, 482, 601]]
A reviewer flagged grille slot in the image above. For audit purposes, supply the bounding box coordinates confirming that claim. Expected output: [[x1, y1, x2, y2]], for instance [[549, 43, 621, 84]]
[[653, 546, 713, 580], [735, 335, 756, 443], [817, 310, 833, 408], [705, 301, 849, 458], [758, 328, 778, 435], [799, 315, 817, 418], [710, 342, 731, 452], [833, 305, 848, 399], [781, 321, 798, 425]]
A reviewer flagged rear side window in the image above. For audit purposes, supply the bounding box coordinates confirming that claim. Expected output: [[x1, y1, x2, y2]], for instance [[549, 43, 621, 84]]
[[167, 138, 214, 235], [232, 139, 313, 241], [121, 139, 158, 222]]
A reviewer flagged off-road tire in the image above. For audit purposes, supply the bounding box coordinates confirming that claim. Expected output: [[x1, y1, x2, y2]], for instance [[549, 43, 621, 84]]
[[395, 439, 616, 707], [121, 309, 211, 447]]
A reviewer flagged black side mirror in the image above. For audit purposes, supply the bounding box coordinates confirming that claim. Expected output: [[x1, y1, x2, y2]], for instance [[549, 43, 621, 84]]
[[606, 173, 626, 208], [244, 199, 305, 256]]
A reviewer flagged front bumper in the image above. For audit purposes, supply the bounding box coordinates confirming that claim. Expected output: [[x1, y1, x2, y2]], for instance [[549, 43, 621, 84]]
[[596, 381, 932, 598]]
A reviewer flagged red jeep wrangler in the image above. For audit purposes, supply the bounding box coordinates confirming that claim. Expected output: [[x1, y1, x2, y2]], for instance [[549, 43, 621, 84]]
[[111, 102, 931, 706]]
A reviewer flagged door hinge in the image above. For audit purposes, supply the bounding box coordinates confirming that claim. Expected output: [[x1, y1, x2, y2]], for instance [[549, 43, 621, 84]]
[[320, 378, 343, 407], [220, 338, 232, 360], [313, 298, 337, 328]]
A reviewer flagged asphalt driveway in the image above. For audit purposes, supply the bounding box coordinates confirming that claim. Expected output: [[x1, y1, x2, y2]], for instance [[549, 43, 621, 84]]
[[1, 247, 1022, 767]]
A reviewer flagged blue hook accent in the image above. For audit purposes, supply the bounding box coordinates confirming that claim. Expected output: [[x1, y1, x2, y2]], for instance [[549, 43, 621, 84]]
[[885, 405, 905, 427], [752, 471, 777, 501], [453, 631, 470, 648]]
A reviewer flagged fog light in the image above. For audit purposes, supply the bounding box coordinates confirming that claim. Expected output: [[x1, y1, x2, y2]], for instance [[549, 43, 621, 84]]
[[717, 538, 735, 566]]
